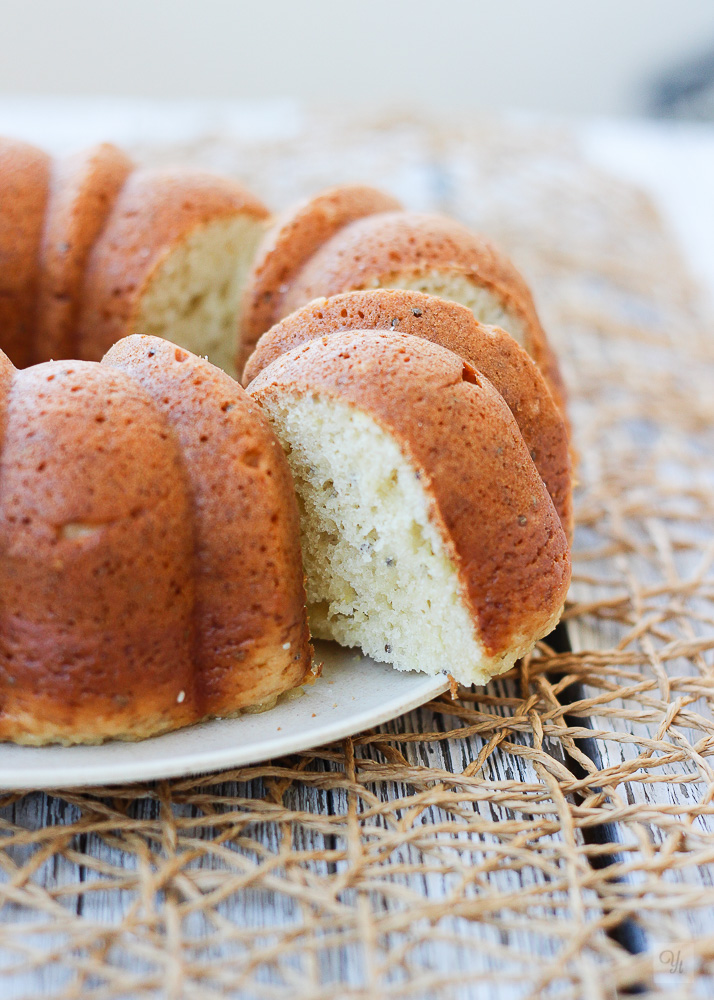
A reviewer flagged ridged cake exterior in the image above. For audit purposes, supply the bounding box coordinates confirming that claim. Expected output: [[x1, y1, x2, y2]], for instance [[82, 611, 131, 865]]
[[239, 186, 566, 417], [34, 142, 134, 364], [0, 337, 311, 745], [0, 138, 51, 369], [0, 138, 270, 377]]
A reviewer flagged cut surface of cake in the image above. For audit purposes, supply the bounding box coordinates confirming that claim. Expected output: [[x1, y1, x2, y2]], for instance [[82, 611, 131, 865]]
[[77, 167, 269, 377], [249, 330, 570, 685]]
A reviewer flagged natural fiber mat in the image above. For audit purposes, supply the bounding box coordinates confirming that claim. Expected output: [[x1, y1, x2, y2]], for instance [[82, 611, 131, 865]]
[[1, 111, 714, 1000]]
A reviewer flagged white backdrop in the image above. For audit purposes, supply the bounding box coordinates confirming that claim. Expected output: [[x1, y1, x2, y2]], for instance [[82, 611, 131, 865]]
[[1, 0, 713, 116]]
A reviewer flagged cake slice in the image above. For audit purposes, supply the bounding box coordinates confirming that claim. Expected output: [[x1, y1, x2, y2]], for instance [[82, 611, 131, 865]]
[[77, 167, 270, 377], [244, 289, 572, 539], [282, 210, 567, 417], [249, 331, 570, 684], [239, 184, 566, 417]]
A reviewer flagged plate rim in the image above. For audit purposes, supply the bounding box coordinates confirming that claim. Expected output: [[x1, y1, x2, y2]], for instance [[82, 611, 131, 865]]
[[0, 665, 449, 791]]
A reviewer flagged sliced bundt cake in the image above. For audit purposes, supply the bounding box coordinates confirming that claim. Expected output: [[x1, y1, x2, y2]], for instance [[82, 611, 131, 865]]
[[238, 185, 566, 416], [244, 289, 572, 539], [0, 337, 311, 745], [249, 331, 570, 685], [0, 138, 270, 377], [77, 167, 269, 377]]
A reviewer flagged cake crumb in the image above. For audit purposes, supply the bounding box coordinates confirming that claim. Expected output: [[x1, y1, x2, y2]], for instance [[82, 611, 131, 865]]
[[177, 690, 186, 704], [447, 675, 458, 700], [282, 641, 291, 650]]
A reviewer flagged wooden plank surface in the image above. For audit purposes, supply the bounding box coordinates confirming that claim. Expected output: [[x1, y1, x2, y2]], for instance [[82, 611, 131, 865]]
[[0, 696, 615, 999]]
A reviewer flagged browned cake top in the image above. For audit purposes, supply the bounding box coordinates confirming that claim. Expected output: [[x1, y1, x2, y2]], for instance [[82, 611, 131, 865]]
[[238, 184, 401, 372], [278, 210, 567, 416], [244, 289, 572, 538]]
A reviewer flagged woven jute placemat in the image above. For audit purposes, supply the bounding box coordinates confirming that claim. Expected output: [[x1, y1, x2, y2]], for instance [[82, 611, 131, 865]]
[[1, 111, 713, 1000]]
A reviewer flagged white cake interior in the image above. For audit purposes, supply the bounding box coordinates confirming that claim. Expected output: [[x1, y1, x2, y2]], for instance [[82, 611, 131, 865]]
[[134, 215, 266, 377], [261, 391, 516, 684], [379, 271, 527, 347]]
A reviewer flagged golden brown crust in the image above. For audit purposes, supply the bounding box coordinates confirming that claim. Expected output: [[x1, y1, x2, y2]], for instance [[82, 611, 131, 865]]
[[273, 209, 567, 417], [76, 167, 270, 361], [238, 185, 401, 374], [0, 138, 51, 368], [249, 331, 571, 658], [34, 143, 134, 364], [0, 357, 197, 744], [103, 335, 312, 718], [0, 339, 311, 745], [244, 289, 572, 539]]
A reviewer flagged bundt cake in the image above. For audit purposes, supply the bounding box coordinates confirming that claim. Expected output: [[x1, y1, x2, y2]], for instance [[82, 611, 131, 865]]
[[0, 336, 311, 745], [248, 330, 570, 685], [0, 144, 573, 740], [0, 138, 269, 377], [243, 289, 573, 539], [239, 186, 566, 416]]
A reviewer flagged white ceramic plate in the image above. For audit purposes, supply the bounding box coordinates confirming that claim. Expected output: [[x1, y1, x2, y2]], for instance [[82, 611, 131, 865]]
[[0, 642, 448, 790]]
